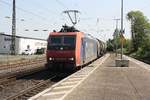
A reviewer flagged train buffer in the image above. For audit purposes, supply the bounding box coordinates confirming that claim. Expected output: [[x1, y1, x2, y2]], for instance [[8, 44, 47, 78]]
[[30, 53, 150, 100]]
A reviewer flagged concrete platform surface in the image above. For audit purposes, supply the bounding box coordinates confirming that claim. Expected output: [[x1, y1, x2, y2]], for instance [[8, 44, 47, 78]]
[[30, 54, 150, 100]]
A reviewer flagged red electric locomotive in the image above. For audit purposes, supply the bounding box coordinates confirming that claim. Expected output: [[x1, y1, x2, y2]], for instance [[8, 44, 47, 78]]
[[46, 25, 106, 70]]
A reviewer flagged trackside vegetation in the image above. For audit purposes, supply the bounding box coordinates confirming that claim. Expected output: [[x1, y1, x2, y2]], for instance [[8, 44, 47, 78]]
[[107, 10, 150, 64]]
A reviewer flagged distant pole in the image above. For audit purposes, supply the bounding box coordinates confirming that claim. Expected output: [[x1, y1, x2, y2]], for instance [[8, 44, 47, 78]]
[[114, 19, 120, 29], [11, 0, 16, 55], [113, 18, 120, 56], [120, 0, 124, 59]]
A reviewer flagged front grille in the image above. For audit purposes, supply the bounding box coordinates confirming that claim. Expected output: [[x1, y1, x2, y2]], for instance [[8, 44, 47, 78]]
[[54, 58, 68, 61], [48, 45, 75, 50]]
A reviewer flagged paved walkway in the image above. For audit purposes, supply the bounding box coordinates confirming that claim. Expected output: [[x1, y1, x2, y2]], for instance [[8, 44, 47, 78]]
[[64, 54, 150, 100]]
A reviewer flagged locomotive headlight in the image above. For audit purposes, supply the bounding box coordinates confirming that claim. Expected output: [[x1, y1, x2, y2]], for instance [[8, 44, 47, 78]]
[[69, 58, 74, 61], [49, 57, 52, 60]]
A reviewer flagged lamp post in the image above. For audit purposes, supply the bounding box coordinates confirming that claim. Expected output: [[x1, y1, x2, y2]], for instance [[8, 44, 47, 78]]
[[120, 0, 124, 59], [115, 0, 129, 67]]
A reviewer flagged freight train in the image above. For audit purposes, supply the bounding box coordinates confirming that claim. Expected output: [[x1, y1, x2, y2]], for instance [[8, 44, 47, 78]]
[[46, 25, 106, 70]]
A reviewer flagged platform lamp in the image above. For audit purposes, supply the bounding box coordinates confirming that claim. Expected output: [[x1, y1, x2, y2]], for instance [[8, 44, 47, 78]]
[[120, 0, 124, 59], [115, 0, 129, 67]]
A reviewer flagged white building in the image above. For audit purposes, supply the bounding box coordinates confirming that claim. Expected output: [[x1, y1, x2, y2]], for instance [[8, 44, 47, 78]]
[[0, 33, 47, 54]]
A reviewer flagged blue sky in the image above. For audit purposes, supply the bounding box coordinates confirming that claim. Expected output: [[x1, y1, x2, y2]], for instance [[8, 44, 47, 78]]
[[0, 0, 150, 41]]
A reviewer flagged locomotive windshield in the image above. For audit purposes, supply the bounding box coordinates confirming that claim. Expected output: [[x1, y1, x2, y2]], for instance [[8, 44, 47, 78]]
[[64, 36, 75, 45], [48, 35, 76, 50], [51, 36, 61, 44]]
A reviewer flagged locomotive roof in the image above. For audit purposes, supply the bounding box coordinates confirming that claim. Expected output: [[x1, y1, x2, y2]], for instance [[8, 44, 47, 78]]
[[59, 25, 80, 32], [50, 32, 82, 36]]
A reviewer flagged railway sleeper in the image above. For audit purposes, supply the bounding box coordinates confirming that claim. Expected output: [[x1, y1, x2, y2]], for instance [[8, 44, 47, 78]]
[[19, 96, 31, 100], [27, 91, 39, 94], [0, 76, 16, 86], [22, 94, 33, 97]]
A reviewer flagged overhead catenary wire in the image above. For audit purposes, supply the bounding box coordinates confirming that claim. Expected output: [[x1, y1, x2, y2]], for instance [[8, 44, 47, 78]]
[[0, 0, 52, 21], [0, 0, 114, 38], [22, 0, 59, 15], [55, 0, 68, 10], [0, 0, 60, 32]]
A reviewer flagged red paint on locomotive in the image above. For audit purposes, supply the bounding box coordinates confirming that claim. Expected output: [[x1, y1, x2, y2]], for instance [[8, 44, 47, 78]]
[[47, 32, 84, 67]]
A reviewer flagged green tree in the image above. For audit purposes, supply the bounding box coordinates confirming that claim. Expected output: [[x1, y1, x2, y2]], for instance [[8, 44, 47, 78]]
[[113, 28, 120, 49], [127, 10, 150, 58], [106, 39, 114, 51], [127, 11, 150, 51], [138, 34, 150, 58], [123, 39, 131, 53]]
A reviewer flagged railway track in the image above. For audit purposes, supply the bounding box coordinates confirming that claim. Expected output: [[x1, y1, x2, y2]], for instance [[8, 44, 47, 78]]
[[0, 57, 46, 70], [6, 76, 55, 100], [0, 56, 74, 100], [0, 76, 16, 90], [0, 68, 71, 100], [0, 57, 47, 80]]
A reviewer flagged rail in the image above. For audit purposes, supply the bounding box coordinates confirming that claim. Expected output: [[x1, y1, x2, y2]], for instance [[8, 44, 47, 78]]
[[0, 57, 46, 70], [6, 75, 57, 100]]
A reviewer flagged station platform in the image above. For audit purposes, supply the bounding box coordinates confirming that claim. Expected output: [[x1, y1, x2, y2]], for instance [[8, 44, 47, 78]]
[[30, 53, 150, 100]]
